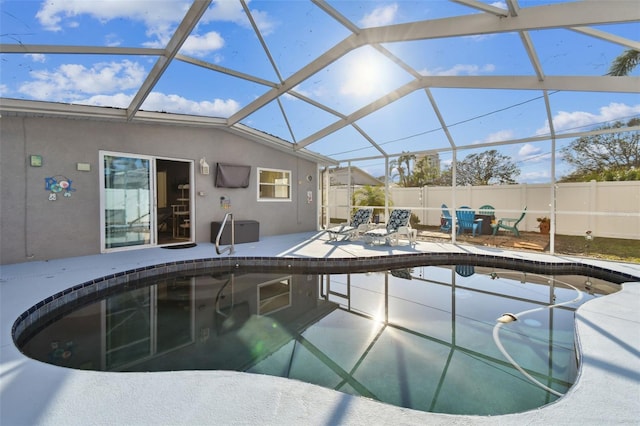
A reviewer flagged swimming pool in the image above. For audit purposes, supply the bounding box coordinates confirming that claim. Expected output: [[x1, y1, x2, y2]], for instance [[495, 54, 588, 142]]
[[15, 262, 620, 416]]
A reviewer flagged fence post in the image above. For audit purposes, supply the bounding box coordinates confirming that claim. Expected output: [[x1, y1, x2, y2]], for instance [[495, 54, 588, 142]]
[[521, 183, 528, 231], [589, 180, 597, 235], [422, 185, 428, 226]]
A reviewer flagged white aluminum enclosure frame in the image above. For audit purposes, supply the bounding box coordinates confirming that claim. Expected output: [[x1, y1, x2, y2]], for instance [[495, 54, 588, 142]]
[[1, 0, 638, 254]]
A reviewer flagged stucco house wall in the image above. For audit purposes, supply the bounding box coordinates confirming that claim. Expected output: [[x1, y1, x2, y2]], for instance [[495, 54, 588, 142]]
[[0, 115, 319, 265]]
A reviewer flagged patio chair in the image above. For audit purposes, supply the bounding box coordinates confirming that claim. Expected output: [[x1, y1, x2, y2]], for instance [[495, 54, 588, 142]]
[[326, 208, 373, 241], [441, 204, 453, 233], [492, 206, 527, 237], [478, 204, 495, 217], [364, 209, 414, 246], [456, 206, 483, 237], [455, 264, 475, 277]]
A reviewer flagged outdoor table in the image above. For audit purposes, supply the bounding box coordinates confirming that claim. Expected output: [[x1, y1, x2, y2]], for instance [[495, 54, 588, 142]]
[[475, 214, 494, 235]]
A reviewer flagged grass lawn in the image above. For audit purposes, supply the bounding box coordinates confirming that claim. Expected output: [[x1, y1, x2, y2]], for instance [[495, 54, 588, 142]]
[[415, 225, 640, 264], [554, 234, 640, 263]]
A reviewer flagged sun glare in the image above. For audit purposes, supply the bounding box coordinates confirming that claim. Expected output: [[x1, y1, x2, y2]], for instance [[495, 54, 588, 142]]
[[340, 49, 389, 97], [369, 303, 388, 326]]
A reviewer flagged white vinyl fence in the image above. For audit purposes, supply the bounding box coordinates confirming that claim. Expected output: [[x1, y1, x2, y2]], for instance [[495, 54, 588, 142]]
[[327, 181, 640, 240]]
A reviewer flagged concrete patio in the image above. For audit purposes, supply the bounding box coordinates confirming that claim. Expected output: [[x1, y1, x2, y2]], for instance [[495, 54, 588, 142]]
[[1, 232, 639, 425]]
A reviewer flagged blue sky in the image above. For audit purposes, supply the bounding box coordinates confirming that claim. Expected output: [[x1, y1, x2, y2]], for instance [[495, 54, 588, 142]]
[[1, 0, 639, 183]]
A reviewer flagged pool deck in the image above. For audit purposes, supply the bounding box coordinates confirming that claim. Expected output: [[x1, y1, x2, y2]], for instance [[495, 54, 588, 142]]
[[1, 232, 639, 425]]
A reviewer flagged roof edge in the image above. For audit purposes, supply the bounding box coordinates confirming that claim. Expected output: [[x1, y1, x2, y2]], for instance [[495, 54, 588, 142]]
[[0, 98, 337, 166]]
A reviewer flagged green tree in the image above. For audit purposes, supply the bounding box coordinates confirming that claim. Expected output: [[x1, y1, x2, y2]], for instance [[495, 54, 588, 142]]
[[559, 119, 639, 182], [428, 150, 519, 186], [390, 153, 441, 187], [455, 149, 519, 185], [411, 156, 441, 187], [432, 168, 453, 186], [352, 185, 389, 216], [608, 49, 640, 76], [561, 167, 639, 183]]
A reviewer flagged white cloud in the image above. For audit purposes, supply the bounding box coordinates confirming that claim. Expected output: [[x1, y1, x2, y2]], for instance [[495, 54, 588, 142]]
[[35, 0, 274, 56], [105, 33, 122, 47], [206, 0, 246, 22], [36, 1, 195, 54], [26, 54, 46, 63], [18, 60, 146, 101], [205, 2, 277, 36], [141, 26, 172, 49], [36, 0, 189, 32], [536, 102, 640, 135], [479, 129, 514, 144], [471, 129, 514, 145], [15, 57, 239, 117], [518, 143, 541, 158], [518, 143, 551, 164], [360, 4, 398, 27], [76, 91, 241, 117], [421, 64, 495, 76], [80, 93, 134, 109], [141, 92, 241, 117], [0, 84, 8, 97], [181, 32, 225, 57], [247, 9, 277, 36]]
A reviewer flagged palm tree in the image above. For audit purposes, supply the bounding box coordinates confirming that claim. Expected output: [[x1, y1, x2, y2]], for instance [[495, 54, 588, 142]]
[[388, 158, 403, 184], [390, 153, 416, 187], [608, 49, 640, 76], [352, 185, 390, 217]]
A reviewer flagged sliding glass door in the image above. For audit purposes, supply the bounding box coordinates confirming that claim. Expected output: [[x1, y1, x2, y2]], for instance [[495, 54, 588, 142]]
[[101, 151, 194, 252], [101, 152, 154, 250]]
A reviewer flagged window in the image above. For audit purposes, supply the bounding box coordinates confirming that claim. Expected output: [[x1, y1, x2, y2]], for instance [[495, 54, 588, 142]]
[[257, 168, 291, 201]]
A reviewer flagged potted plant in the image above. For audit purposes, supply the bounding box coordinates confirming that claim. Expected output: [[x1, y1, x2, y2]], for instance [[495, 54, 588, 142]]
[[537, 217, 551, 234]]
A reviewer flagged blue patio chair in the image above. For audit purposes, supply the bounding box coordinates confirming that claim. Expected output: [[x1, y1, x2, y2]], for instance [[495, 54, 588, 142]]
[[441, 204, 453, 233], [364, 209, 414, 246], [492, 207, 527, 237], [456, 206, 483, 237], [326, 208, 373, 241]]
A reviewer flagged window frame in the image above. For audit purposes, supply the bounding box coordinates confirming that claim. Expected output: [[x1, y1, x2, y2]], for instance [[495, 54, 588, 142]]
[[257, 167, 292, 202]]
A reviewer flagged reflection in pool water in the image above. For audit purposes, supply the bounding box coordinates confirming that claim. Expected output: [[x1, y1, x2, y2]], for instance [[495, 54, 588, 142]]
[[18, 265, 618, 415]]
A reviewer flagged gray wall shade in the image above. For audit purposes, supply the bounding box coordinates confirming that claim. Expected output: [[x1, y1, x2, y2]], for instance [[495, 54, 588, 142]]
[[0, 115, 319, 264]]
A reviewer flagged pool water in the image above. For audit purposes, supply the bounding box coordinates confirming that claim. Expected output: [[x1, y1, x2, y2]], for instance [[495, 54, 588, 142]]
[[18, 264, 618, 415]]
